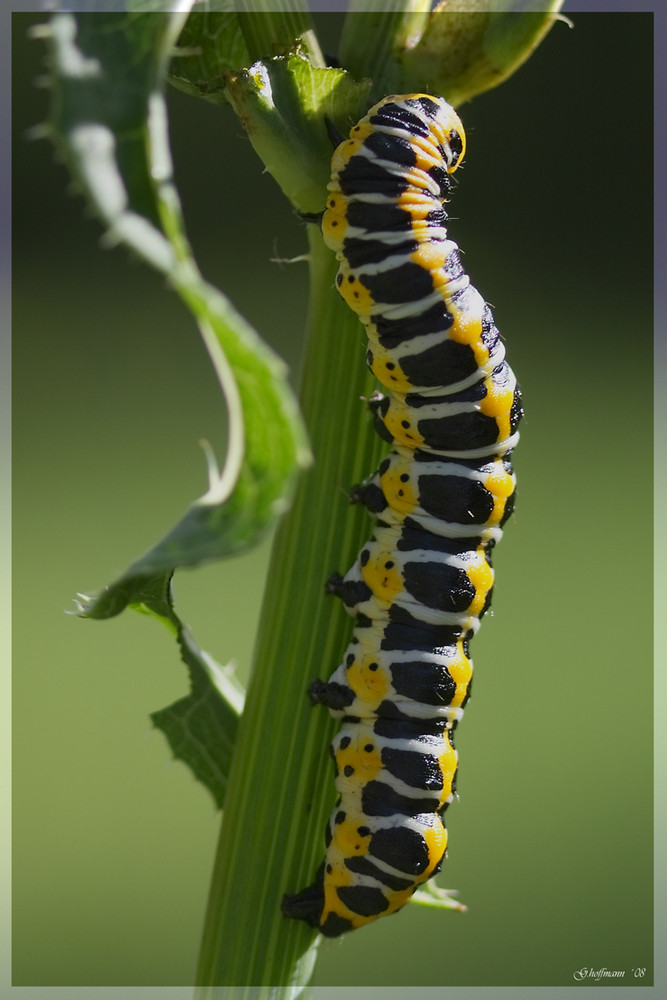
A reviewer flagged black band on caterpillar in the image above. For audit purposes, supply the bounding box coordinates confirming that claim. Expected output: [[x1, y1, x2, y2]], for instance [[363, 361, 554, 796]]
[[282, 94, 522, 937]]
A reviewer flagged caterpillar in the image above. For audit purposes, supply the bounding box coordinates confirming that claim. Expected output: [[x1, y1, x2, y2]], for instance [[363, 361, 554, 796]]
[[282, 94, 522, 937]]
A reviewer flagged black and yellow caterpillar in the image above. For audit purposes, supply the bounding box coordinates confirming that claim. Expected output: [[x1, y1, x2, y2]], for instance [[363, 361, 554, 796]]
[[282, 94, 522, 936]]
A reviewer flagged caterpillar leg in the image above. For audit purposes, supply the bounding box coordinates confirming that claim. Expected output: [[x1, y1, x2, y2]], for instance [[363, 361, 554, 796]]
[[297, 209, 324, 226], [324, 115, 345, 147], [308, 677, 354, 711], [350, 474, 387, 514], [282, 868, 326, 929], [326, 570, 371, 609]]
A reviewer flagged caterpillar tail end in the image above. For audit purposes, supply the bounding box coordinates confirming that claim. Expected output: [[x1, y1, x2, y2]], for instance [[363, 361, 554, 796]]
[[324, 115, 345, 148], [281, 882, 323, 930], [282, 876, 355, 938]]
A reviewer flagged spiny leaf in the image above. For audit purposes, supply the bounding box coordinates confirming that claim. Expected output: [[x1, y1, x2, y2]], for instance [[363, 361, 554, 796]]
[[112, 572, 245, 809], [44, 9, 310, 621], [74, 570, 244, 808]]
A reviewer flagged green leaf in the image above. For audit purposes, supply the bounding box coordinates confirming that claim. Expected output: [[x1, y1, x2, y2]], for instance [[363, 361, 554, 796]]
[[44, 9, 310, 620], [150, 650, 243, 811], [75, 570, 244, 808], [225, 53, 371, 213], [118, 572, 244, 809], [168, 5, 325, 105], [75, 271, 310, 619], [168, 11, 252, 104]]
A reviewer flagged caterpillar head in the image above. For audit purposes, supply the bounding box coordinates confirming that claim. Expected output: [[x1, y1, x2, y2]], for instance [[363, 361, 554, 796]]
[[369, 94, 466, 174]]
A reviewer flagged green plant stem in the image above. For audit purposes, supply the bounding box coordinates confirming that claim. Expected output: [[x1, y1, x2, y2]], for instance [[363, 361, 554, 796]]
[[339, 1, 430, 93], [237, 0, 325, 67], [194, 228, 386, 993]]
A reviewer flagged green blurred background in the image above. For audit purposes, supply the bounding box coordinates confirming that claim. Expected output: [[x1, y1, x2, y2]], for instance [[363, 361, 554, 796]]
[[12, 9, 653, 990]]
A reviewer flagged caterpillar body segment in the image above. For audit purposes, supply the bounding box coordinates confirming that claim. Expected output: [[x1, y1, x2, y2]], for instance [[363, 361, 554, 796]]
[[282, 94, 522, 936]]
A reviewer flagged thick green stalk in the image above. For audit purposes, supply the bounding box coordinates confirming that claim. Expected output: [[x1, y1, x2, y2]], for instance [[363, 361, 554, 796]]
[[339, 1, 430, 93], [194, 228, 385, 993], [237, 0, 325, 67]]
